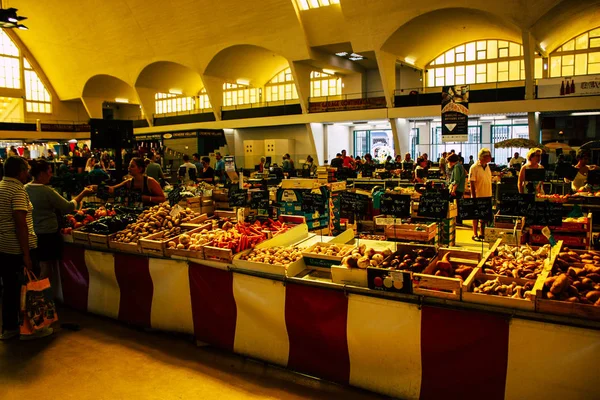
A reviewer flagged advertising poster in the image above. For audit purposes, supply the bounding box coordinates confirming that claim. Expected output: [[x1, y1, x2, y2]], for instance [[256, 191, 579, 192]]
[[537, 74, 600, 98], [441, 85, 469, 142]]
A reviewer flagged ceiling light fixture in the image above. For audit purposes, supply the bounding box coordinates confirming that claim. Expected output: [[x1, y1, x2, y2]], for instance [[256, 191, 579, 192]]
[[571, 111, 600, 116], [350, 53, 362, 58], [479, 115, 507, 120], [404, 57, 415, 65], [322, 69, 336, 75], [115, 98, 129, 103], [349, 57, 363, 61], [236, 78, 250, 86], [0, 7, 27, 29], [335, 52, 348, 57], [169, 89, 182, 95]]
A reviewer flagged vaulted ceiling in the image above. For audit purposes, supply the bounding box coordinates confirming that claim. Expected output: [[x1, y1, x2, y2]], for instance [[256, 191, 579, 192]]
[[12, 0, 600, 100]]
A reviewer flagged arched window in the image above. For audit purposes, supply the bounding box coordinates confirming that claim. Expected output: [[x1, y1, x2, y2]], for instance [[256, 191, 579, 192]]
[[0, 30, 20, 89], [154, 92, 196, 115], [223, 83, 259, 106], [265, 68, 298, 102], [549, 27, 600, 77], [425, 40, 544, 87], [24, 58, 51, 113], [310, 70, 342, 98], [198, 88, 211, 110]]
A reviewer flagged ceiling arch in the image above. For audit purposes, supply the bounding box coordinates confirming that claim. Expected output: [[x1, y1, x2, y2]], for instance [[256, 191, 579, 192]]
[[203, 45, 290, 87], [531, 0, 600, 53], [381, 8, 522, 68], [82, 74, 137, 101], [135, 61, 204, 95]]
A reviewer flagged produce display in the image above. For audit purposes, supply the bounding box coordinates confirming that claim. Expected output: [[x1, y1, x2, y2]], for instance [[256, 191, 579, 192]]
[[203, 221, 270, 252], [358, 233, 387, 241], [472, 277, 535, 299], [340, 244, 392, 269], [80, 214, 138, 235], [543, 248, 600, 305], [240, 246, 303, 267], [309, 243, 355, 257], [422, 253, 474, 280], [481, 244, 551, 279], [111, 203, 201, 244], [379, 247, 437, 272], [167, 228, 214, 251], [61, 207, 115, 234]]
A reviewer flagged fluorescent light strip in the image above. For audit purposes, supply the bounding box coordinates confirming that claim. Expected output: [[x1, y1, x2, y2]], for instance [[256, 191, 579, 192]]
[[169, 89, 182, 95], [479, 115, 507, 120], [322, 69, 336, 75], [335, 52, 348, 57], [571, 112, 600, 116], [115, 98, 129, 103]]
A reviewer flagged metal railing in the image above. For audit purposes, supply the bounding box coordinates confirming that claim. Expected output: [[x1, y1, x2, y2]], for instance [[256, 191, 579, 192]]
[[308, 90, 386, 103], [221, 98, 301, 111], [153, 108, 213, 119]]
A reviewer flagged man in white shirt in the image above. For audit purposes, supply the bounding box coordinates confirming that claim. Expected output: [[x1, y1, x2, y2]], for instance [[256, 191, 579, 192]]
[[509, 152, 526, 168], [180, 155, 197, 183], [469, 148, 493, 242]]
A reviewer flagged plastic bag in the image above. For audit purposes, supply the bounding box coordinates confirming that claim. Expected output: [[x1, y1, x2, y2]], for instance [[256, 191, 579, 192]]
[[20, 269, 59, 336]]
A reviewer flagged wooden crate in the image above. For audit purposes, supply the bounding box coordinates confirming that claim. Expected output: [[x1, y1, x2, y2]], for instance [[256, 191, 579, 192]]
[[301, 242, 355, 269], [384, 222, 437, 242], [232, 249, 307, 278], [412, 248, 482, 300], [108, 234, 141, 254], [462, 272, 541, 311], [536, 296, 600, 321], [331, 265, 368, 287], [88, 233, 110, 250], [480, 239, 562, 276], [61, 233, 73, 243], [140, 227, 191, 257], [164, 224, 213, 260], [72, 229, 90, 246], [202, 245, 235, 263]]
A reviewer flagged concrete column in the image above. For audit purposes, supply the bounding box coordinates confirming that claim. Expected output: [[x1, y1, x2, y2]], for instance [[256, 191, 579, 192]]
[[134, 87, 156, 127], [307, 123, 325, 165], [528, 112, 541, 142], [391, 118, 410, 157], [522, 31, 537, 101], [201, 75, 224, 121], [374, 50, 397, 108], [289, 61, 313, 114], [80, 97, 104, 119]]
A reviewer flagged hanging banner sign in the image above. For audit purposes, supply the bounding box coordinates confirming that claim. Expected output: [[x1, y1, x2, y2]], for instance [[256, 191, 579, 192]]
[[308, 97, 387, 113], [441, 85, 469, 142], [135, 133, 162, 141], [162, 130, 198, 140], [537, 75, 600, 98]]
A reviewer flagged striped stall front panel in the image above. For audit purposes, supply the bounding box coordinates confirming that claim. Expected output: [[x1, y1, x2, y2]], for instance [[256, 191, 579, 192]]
[[232, 273, 289, 367], [148, 258, 194, 334], [285, 282, 350, 384], [505, 318, 600, 400], [347, 294, 422, 399], [420, 305, 510, 400], [188, 262, 237, 351], [59, 244, 89, 311], [85, 250, 120, 319], [114, 253, 153, 328]]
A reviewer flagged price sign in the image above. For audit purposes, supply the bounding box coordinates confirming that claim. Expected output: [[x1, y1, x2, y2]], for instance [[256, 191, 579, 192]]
[[525, 201, 563, 227], [380, 193, 411, 218], [168, 186, 184, 206], [301, 192, 326, 214], [457, 197, 493, 221], [418, 190, 449, 218], [229, 189, 248, 207], [250, 190, 269, 209], [339, 192, 370, 215], [499, 193, 534, 216]]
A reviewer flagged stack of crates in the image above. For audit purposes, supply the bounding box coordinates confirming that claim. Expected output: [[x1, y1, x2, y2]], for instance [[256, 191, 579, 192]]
[[438, 217, 456, 247]]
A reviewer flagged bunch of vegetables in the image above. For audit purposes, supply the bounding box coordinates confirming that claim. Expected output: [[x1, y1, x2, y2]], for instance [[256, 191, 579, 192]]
[[422, 253, 474, 280], [259, 219, 291, 236], [482, 244, 550, 279], [380, 248, 436, 273], [308, 243, 354, 258], [209, 222, 269, 253], [240, 246, 303, 267], [473, 278, 535, 299], [341, 244, 392, 269], [80, 214, 138, 235], [167, 228, 217, 251], [111, 203, 200, 244], [543, 248, 600, 305], [61, 207, 113, 234]]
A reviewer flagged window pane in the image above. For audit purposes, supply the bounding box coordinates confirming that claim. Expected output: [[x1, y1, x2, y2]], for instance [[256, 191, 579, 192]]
[[575, 53, 587, 75], [498, 61, 508, 72], [427, 69, 434, 87], [445, 67, 455, 85], [466, 65, 476, 83], [435, 77, 444, 86], [562, 39, 575, 51], [590, 38, 600, 48], [436, 54, 445, 65], [562, 65, 574, 76], [456, 45, 465, 53], [509, 60, 520, 80], [589, 52, 600, 63], [466, 42, 476, 61], [477, 41, 486, 51], [499, 48, 509, 58], [562, 54, 574, 66], [476, 63, 486, 74], [455, 74, 465, 85], [509, 42, 521, 57], [445, 49, 455, 64], [534, 58, 543, 79], [487, 40, 498, 59], [576, 33, 589, 50], [456, 53, 465, 62], [456, 65, 465, 75], [591, 28, 600, 38], [476, 73, 486, 83], [589, 63, 600, 74], [435, 67, 444, 77], [477, 50, 486, 60], [550, 56, 561, 77], [487, 62, 498, 82]]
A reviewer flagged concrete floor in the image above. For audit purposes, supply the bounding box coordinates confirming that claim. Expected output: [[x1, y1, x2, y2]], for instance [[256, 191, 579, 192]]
[[0, 308, 386, 400]]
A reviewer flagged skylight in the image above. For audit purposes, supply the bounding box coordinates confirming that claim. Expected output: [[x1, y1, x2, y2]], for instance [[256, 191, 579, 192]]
[[296, 0, 340, 11]]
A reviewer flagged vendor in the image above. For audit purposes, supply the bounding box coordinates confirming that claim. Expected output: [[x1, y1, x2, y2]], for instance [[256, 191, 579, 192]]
[[414, 156, 428, 183], [402, 152, 413, 169], [518, 148, 544, 194], [303, 155, 317, 175], [363, 153, 375, 165], [197, 156, 215, 182], [258, 157, 266, 173], [509, 152, 525, 169], [566, 149, 597, 191], [108, 157, 165, 205]]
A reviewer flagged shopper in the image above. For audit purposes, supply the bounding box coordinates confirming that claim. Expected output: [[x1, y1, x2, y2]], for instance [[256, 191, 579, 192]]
[[88, 164, 110, 183], [341, 150, 355, 169], [330, 153, 343, 168], [422, 153, 432, 168], [81, 144, 92, 158], [26, 159, 94, 280], [179, 154, 197, 183], [197, 156, 215, 182], [469, 148, 493, 242], [109, 157, 166, 205], [282, 154, 295, 176], [363, 153, 375, 165], [447, 153, 466, 224], [509, 152, 526, 169], [0, 157, 52, 340], [439, 152, 448, 177], [402, 153, 414, 169], [258, 157, 266, 173], [566, 149, 597, 191], [414, 156, 428, 183], [303, 155, 317, 175], [192, 153, 203, 172], [84, 157, 96, 172], [468, 155, 474, 169], [145, 153, 164, 183], [518, 148, 544, 194], [215, 152, 225, 181], [47, 150, 55, 161], [9, 146, 18, 156]]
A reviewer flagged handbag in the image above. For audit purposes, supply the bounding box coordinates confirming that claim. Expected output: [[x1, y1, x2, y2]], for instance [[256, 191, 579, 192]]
[[20, 269, 59, 336]]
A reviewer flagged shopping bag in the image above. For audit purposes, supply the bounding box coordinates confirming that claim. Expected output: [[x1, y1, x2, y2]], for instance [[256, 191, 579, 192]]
[[20, 269, 59, 336]]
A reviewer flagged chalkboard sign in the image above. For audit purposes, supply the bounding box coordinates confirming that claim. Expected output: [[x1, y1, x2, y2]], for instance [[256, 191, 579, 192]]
[[525, 201, 563, 227], [418, 190, 449, 218], [339, 192, 369, 215], [168, 186, 184, 206], [380, 193, 411, 218], [499, 193, 534, 216], [301, 192, 326, 214], [457, 197, 493, 221], [524, 168, 546, 183], [229, 189, 248, 207], [250, 190, 269, 209]]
